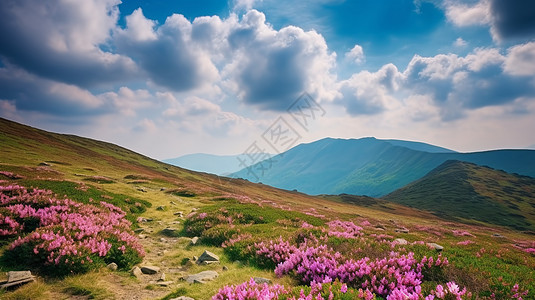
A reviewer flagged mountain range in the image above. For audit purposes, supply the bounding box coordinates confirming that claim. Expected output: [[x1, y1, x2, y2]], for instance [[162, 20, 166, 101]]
[[231, 137, 535, 197]]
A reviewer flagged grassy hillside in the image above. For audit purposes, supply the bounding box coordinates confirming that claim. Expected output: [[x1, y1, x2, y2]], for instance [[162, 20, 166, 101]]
[[383, 160, 535, 231], [232, 137, 535, 197], [1, 118, 535, 299]]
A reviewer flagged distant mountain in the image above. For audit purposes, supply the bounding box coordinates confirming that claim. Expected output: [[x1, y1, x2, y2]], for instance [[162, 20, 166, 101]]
[[383, 160, 535, 231], [231, 137, 535, 197], [163, 153, 243, 175]]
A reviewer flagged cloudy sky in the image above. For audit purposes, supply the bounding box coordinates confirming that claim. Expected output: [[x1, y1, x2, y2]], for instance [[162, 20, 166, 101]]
[[1, 0, 535, 159]]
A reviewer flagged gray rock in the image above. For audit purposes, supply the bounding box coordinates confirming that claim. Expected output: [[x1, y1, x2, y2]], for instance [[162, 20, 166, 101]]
[[196, 250, 220, 265], [134, 228, 145, 233], [156, 205, 166, 211], [138, 188, 147, 193], [427, 243, 444, 251], [158, 273, 166, 281], [253, 277, 271, 284], [222, 266, 229, 271], [192, 256, 198, 261], [492, 233, 505, 238], [141, 266, 160, 274], [174, 211, 184, 217], [170, 201, 177, 205], [190, 237, 199, 245], [394, 238, 408, 245], [162, 227, 180, 237], [107, 262, 118, 271], [160, 237, 167, 242], [156, 281, 174, 287], [0, 271, 35, 288], [131, 266, 143, 278], [184, 271, 219, 284], [395, 228, 409, 234]]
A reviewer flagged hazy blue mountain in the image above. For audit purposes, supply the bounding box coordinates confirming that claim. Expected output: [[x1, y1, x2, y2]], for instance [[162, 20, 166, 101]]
[[231, 137, 535, 197], [163, 153, 244, 175]]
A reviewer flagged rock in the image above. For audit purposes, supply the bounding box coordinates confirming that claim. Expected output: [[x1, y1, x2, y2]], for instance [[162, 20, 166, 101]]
[[137, 217, 153, 223], [0, 271, 35, 288], [395, 228, 409, 234], [170, 201, 177, 205], [156, 205, 166, 211], [492, 233, 505, 238], [131, 266, 143, 278], [170, 297, 195, 300], [138, 234, 147, 239], [39, 162, 51, 166], [160, 238, 167, 242], [141, 266, 160, 275], [156, 281, 174, 287], [162, 227, 179, 237], [174, 211, 184, 217], [134, 228, 144, 233], [253, 277, 271, 284], [190, 237, 199, 245], [184, 271, 219, 284], [138, 188, 147, 193], [192, 256, 198, 261], [160, 188, 167, 191], [196, 250, 220, 265], [107, 262, 118, 271], [222, 266, 229, 271], [375, 224, 386, 230], [394, 238, 408, 245], [191, 208, 198, 212], [158, 273, 166, 281], [427, 243, 444, 252]]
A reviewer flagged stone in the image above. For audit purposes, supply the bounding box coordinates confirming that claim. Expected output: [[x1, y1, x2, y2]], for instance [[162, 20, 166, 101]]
[[174, 211, 184, 217], [190, 237, 199, 245], [134, 228, 145, 233], [141, 266, 160, 275], [395, 228, 409, 234], [253, 277, 271, 284], [427, 243, 444, 252], [222, 266, 229, 271], [138, 234, 147, 239], [170, 201, 177, 205], [131, 266, 143, 278], [492, 233, 505, 238], [192, 256, 198, 261], [160, 237, 167, 242], [184, 271, 219, 284], [138, 188, 147, 193], [160, 188, 167, 191], [107, 262, 118, 271], [393, 238, 408, 245], [170, 297, 195, 300], [156, 281, 174, 287], [162, 227, 179, 237], [0, 271, 35, 288], [196, 250, 220, 265], [156, 205, 166, 211], [158, 273, 166, 281]]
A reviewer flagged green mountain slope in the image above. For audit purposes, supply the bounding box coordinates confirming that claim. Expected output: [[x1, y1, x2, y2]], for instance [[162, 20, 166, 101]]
[[383, 160, 535, 231], [232, 137, 535, 196]]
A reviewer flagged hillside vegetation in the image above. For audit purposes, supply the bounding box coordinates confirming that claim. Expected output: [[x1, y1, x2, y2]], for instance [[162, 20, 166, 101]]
[[0, 118, 534, 299]]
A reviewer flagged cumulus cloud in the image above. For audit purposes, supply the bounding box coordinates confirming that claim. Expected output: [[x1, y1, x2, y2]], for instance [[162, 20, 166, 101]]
[[222, 10, 337, 110], [345, 45, 365, 64], [339, 45, 535, 120], [0, 0, 136, 87], [115, 9, 219, 92], [454, 37, 468, 47], [443, 0, 535, 42]]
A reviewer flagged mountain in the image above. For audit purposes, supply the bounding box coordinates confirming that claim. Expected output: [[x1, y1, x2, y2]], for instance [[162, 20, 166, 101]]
[[231, 137, 535, 196], [383, 160, 535, 231], [163, 153, 244, 175]]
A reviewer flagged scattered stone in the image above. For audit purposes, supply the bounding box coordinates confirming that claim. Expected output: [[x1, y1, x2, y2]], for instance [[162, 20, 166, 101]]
[[156, 281, 174, 287], [190, 237, 199, 245], [492, 233, 505, 238], [191, 208, 198, 212], [170, 297, 195, 300], [160, 188, 167, 192], [395, 228, 409, 234], [138, 234, 146, 239], [393, 238, 408, 245], [160, 238, 167, 243], [170, 201, 177, 205], [375, 224, 386, 230], [196, 250, 220, 265], [174, 211, 184, 217], [169, 221, 181, 225], [427, 243, 444, 252], [156, 205, 166, 211], [137, 217, 153, 223], [131, 266, 143, 278], [158, 273, 166, 281], [0, 271, 35, 289], [222, 266, 229, 271], [253, 277, 271, 284], [39, 162, 51, 166], [184, 271, 219, 284], [192, 256, 198, 261], [141, 266, 160, 275], [162, 227, 179, 237], [134, 228, 145, 233], [137, 188, 147, 193], [107, 262, 118, 271]]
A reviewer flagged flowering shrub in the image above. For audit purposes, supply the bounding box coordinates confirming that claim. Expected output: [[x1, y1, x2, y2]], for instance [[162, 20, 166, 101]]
[[0, 184, 144, 276], [325, 220, 363, 239]]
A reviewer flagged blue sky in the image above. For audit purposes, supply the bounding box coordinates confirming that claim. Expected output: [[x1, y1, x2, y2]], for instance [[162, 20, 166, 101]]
[[0, 0, 534, 159]]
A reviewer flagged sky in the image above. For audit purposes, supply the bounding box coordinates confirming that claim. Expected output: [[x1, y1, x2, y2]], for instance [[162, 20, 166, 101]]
[[1, 0, 535, 159]]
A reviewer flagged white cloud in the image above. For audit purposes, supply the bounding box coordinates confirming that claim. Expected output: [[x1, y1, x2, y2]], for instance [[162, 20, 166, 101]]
[[454, 37, 468, 47], [504, 42, 535, 76], [123, 8, 157, 42], [444, 0, 490, 27], [345, 45, 365, 64]]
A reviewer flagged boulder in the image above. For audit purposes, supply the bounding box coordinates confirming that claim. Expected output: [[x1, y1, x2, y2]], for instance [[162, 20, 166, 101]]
[[141, 266, 160, 275], [107, 262, 118, 271], [395, 228, 409, 234], [131, 266, 143, 278], [427, 243, 444, 252], [253, 277, 271, 284], [190, 237, 199, 245], [196, 250, 220, 265], [0, 271, 35, 288], [393, 238, 408, 245], [184, 271, 219, 284]]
